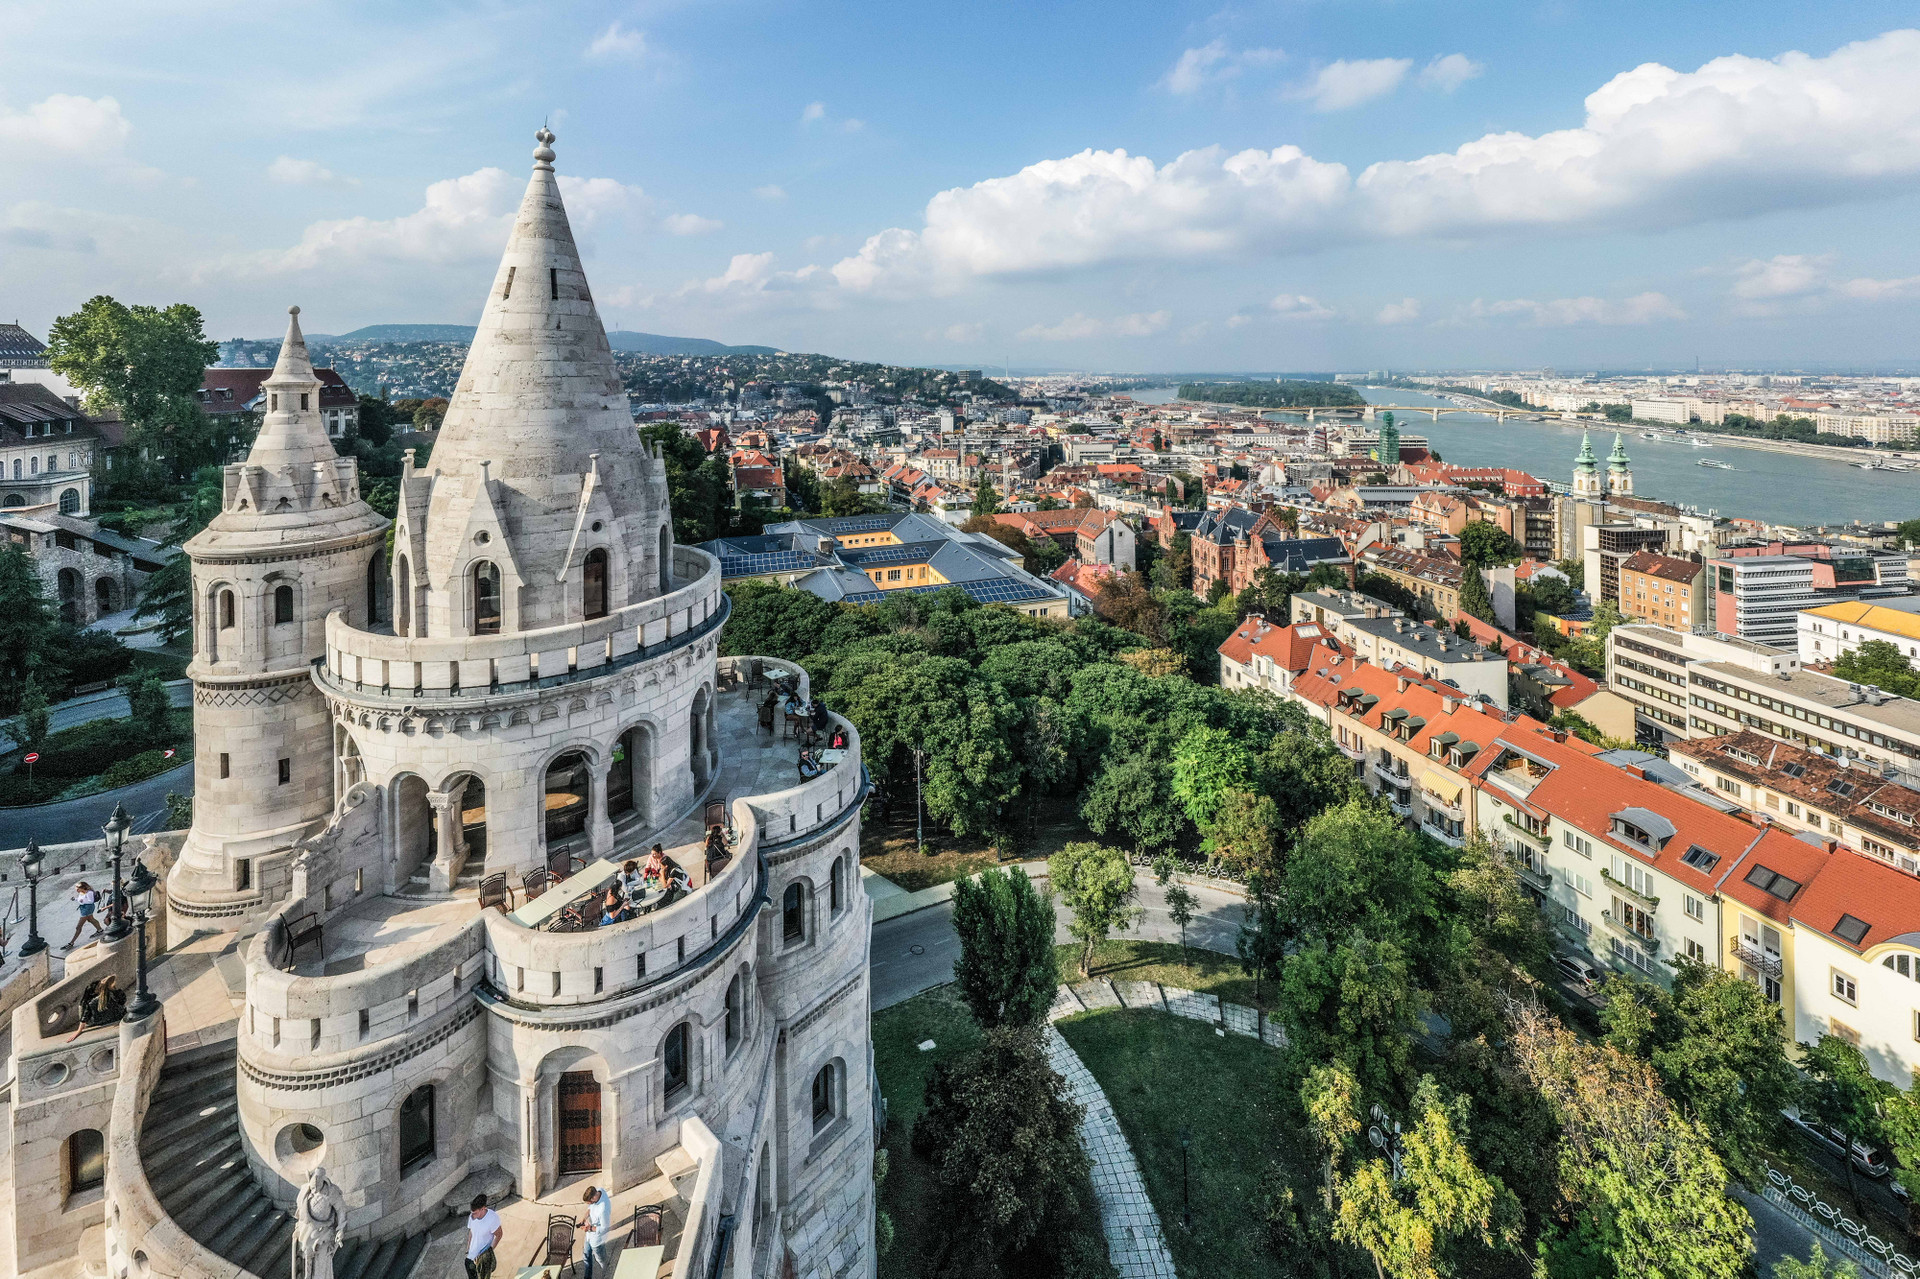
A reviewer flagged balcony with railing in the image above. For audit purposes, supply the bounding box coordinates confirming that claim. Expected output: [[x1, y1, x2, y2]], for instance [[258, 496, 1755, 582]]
[[1731, 938, 1783, 978], [1601, 869, 1660, 911], [1601, 910, 1661, 954], [1502, 814, 1551, 848]]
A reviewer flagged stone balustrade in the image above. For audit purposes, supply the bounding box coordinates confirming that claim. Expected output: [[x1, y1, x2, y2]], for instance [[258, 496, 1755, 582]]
[[321, 545, 722, 699]]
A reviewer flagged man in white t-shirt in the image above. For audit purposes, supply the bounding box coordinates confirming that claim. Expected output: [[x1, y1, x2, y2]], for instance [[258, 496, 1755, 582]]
[[465, 1195, 502, 1279], [579, 1186, 613, 1279]]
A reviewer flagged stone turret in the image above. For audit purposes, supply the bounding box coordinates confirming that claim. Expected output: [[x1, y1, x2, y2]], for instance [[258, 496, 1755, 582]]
[[1607, 431, 1634, 496], [169, 307, 390, 929], [391, 127, 672, 639], [1571, 430, 1604, 499]]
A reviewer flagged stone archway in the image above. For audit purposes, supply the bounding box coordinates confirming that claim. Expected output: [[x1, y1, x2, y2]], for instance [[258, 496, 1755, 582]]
[[391, 774, 433, 889]]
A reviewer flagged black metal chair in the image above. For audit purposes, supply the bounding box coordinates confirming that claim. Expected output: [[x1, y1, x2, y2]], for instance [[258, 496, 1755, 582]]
[[478, 874, 514, 914], [523, 868, 553, 900], [626, 1203, 665, 1248], [528, 1214, 578, 1279]]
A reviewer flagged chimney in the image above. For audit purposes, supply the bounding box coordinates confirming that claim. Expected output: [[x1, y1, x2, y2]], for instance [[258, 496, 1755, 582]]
[[1441, 698, 1456, 715], [1397, 675, 1411, 693]]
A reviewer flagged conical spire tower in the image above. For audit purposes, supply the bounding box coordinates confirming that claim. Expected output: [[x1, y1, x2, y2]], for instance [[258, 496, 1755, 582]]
[[1606, 431, 1634, 496], [1571, 430, 1604, 498], [411, 126, 672, 634], [246, 306, 337, 469]]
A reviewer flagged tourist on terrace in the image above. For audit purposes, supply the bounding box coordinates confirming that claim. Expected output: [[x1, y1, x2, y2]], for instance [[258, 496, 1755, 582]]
[[798, 746, 824, 780], [599, 887, 632, 926]]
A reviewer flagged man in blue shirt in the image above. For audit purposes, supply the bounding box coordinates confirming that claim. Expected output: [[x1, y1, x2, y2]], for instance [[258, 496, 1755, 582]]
[[579, 1186, 613, 1279]]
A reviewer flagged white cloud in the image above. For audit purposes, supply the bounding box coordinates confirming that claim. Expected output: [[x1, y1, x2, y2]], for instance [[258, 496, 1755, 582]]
[[585, 21, 646, 62], [753, 185, 787, 201], [267, 156, 358, 188], [1732, 253, 1830, 300], [1465, 292, 1685, 325], [801, 102, 826, 124], [1837, 274, 1920, 302], [1018, 310, 1169, 341], [664, 213, 722, 235], [820, 31, 1920, 297], [1729, 253, 1920, 309], [1418, 54, 1483, 93], [677, 252, 828, 304], [1269, 292, 1335, 320], [1376, 298, 1422, 325], [1162, 39, 1285, 94], [1289, 58, 1412, 112], [0, 94, 131, 160]]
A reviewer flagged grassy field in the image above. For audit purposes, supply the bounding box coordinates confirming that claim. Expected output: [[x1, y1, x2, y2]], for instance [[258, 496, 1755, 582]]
[[860, 794, 1092, 892], [872, 986, 986, 1279], [1056, 938, 1271, 1009], [1056, 1007, 1308, 1279]]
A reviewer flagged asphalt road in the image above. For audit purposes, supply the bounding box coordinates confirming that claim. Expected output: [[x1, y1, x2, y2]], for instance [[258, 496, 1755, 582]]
[[3, 761, 194, 846], [0, 679, 192, 754]]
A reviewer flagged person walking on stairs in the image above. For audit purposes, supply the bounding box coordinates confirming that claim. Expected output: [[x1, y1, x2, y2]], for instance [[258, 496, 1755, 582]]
[[465, 1195, 502, 1279], [64, 882, 103, 950]]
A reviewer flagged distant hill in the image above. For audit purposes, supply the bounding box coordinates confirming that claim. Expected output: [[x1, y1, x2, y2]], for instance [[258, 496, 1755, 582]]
[[306, 324, 778, 356]]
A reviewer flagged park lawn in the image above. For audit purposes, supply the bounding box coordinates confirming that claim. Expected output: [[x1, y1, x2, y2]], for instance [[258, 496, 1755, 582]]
[[860, 794, 1091, 892], [872, 985, 985, 1279], [1056, 938, 1271, 1010], [1056, 1007, 1308, 1279]]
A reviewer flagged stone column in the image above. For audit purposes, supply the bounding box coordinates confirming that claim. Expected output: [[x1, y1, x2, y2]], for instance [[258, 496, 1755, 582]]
[[588, 761, 615, 861], [426, 788, 465, 892]]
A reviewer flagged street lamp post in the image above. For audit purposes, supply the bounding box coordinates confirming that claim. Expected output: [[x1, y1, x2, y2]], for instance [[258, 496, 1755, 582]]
[[1367, 1104, 1406, 1183], [1179, 1125, 1193, 1231], [911, 747, 925, 856], [101, 801, 133, 942], [124, 859, 159, 1022], [16, 837, 47, 959]]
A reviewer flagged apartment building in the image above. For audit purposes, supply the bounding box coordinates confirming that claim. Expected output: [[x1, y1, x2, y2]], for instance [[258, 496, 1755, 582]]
[[1291, 588, 1508, 707], [1798, 599, 1920, 667], [1815, 412, 1920, 444], [1582, 523, 1670, 610], [1604, 622, 1794, 744], [1688, 661, 1920, 773], [1217, 617, 1349, 699], [1356, 544, 1467, 620], [1618, 551, 1706, 631], [1711, 541, 1912, 648]]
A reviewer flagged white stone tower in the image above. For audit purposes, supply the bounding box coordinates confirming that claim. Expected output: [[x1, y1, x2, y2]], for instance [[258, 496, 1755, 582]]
[[1571, 430, 1605, 499], [168, 309, 389, 929], [1607, 431, 1635, 496]]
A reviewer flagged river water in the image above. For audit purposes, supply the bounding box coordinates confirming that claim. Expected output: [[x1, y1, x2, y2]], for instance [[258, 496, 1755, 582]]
[[1126, 384, 1917, 527]]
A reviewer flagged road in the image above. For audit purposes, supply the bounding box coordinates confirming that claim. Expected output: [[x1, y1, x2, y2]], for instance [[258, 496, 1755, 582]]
[[0, 679, 192, 753], [867, 868, 1856, 1275], [4, 761, 194, 846]]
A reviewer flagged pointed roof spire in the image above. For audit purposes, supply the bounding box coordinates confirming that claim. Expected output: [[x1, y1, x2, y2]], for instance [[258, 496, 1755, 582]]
[[1607, 431, 1632, 470], [245, 305, 338, 469], [1574, 430, 1598, 471]]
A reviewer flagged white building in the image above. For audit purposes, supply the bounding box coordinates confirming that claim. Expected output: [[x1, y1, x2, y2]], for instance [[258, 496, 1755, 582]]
[[1799, 599, 1920, 668], [1631, 399, 1693, 424]]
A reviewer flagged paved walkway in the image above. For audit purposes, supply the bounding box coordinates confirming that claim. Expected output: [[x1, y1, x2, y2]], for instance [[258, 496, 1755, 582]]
[[1042, 980, 1283, 1279]]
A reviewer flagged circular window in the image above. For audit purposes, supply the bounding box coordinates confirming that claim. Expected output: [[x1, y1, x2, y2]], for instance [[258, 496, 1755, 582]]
[[36, 1061, 69, 1088], [276, 1121, 328, 1173], [132, 1252, 150, 1276], [591, 520, 603, 533], [88, 1047, 116, 1075], [474, 531, 491, 545]]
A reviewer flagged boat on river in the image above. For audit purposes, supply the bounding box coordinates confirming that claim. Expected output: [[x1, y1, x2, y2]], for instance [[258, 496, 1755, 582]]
[[1698, 459, 1733, 469]]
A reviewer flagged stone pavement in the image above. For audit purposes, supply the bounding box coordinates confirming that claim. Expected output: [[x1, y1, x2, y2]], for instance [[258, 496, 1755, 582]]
[[1043, 980, 1286, 1279]]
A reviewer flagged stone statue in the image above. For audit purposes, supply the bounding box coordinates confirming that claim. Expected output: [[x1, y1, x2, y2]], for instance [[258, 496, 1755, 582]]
[[264, 913, 292, 972], [292, 1166, 347, 1279]]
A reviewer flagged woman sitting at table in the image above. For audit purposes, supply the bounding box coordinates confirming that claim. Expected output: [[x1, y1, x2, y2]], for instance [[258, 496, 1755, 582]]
[[798, 746, 824, 780], [642, 845, 670, 889], [620, 859, 646, 901], [828, 726, 847, 751], [598, 887, 632, 926], [705, 823, 728, 857]]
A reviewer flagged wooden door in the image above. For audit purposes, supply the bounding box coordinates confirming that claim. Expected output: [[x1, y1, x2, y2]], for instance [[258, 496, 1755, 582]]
[[557, 1071, 602, 1174]]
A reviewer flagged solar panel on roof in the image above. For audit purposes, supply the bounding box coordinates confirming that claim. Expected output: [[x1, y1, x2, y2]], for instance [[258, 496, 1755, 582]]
[[718, 551, 816, 576], [825, 515, 893, 533]]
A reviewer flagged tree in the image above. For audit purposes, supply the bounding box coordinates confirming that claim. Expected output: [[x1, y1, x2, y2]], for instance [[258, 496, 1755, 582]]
[[1164, 882, 1197, 971], [912, 1025, 1093, 1261], [134, 465, 226, 644], [1833, 638, 1920, 699], [1897, 519, 1920, 550], [1048, 841, 1141, 977], [783, 456, 822, 513], [950, 868, 1056, 1029], [1202, 789, 1279, 876], [1773, 1244, 1862, 1279], [1801, 1033, 1887, 1217], [1079, 752, 1181, 854], [1236, 568, 1305, 621], [720, 581, 840, 662], [12, 676, 50, 754], [1528, 574, 1576, 617], [47, 296, 220, 479], [121, 672, 174, 748], [1509, 1002, 1754, 1279], [1171, 724, 1256, 829], [1331, 1076, 1518, 1279], [1457, 567, 1496, 625], [1458, 522, 1522, 568], [1599, 962, 1798, 1183], [353, 393, 398, 446], [1035, 496, 1064, 511], [972, 475, 1001, 516], [821, 475, 886, 517], [1116, 648, 1185, 678], [0, 546, 58, 714]]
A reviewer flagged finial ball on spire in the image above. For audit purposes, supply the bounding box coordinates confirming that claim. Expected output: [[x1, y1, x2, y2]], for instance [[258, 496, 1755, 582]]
[[289, 305, 300, 317], [533, 127, 556, 166]]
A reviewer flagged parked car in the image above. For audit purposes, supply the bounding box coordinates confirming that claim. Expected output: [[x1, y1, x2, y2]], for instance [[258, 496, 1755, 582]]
[[1787, 1111, 1894, 1179], [1553, 954, 1603, 992]]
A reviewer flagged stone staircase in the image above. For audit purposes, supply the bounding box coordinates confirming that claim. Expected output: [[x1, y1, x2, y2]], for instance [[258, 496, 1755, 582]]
[[141, 1040, 430, 1279]]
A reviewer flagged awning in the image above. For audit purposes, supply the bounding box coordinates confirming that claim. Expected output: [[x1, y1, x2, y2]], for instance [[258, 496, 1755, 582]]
[[1420, 769, 1464, 806]]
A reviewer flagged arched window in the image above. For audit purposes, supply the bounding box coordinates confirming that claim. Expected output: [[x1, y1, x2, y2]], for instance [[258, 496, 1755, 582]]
[[9, 459, 17, 479], [782, 883, 805, 942], [811, 1063, 836, 1130], [658, 524, 671, 594], [218, 588, 235, 630], [58, 488, 79, 515], [664, 1022, 690, 1098], [396, 554, 412, 635], [2, 494, 22, 507], [829, 857, 843, 913], [725, 973, 742, 1049], [67, 1129, 104, 1195], [274, 584, 295, 624], [607, 727, 640, 820], [583, 548, 608, 620], [29, 456, 38, 475], [471, 560, 502, 635], [399, 1084, 435, 1175]]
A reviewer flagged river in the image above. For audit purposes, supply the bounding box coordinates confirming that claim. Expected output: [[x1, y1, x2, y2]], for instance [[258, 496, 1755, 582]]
[[1126, 384, 1918, 527]]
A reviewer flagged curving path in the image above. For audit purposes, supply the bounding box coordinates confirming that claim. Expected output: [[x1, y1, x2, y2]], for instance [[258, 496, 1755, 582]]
[[2, 761, 193, 844], [1047, 979, 1281, 1279]]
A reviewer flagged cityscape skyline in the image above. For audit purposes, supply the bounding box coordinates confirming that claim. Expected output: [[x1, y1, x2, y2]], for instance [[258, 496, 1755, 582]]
[[5, 2, 1920, 370]]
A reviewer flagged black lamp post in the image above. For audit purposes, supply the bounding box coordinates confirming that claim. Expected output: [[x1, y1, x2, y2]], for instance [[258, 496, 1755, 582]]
[[16, 837, 46, 959], [1367, 1104, 1406, 1183], [1178, 1125, 1193, 1230], [102, 801, 132, 942], [124, 858, 159, 1022]]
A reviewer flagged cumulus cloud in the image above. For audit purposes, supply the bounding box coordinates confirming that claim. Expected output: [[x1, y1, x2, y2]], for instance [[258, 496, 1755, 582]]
[[1418, 54, 1483, 93], [663, 212, 722, 235], [818, 31, 1920, 297], [1376, 298, 1422, 325], [1018, 310, 1170, 341], [1162, 40, 1285, 94], [586, 21, 646, 61], [1732, 253, 1830, 300], [752, 185, 787, 201], [1837, 274, 1920, 301], [1729, 253, 1920, 310], [1269, 293, 1335, 320], [267, 156, 358, 188], [0, 94, 132, 159], [1465, 292, 1685, 325], [800, 102, 826, 123], [943, 322, 984, 342], [1289, 58, 1412, 112]]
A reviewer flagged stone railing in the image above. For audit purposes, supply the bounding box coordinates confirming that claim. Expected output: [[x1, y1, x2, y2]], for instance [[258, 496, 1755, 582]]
[[672, 1115, 726, 1279], [320, 545, 722, 699], [739, 713, 861, 850], [715, 655, 810, 704]]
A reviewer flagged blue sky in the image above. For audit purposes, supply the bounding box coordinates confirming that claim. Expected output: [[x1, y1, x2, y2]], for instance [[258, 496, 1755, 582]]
[[6, 1, 1920, 371]]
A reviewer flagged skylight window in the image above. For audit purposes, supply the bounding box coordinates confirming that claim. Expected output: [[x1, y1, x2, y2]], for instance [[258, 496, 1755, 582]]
[[1743, 865, 1802, 902], [1779, 762, 1807, 779], [1680, 845, 1721, 873], [1827, 779, 1858, 799], [1834, 914, 1872, 946]]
